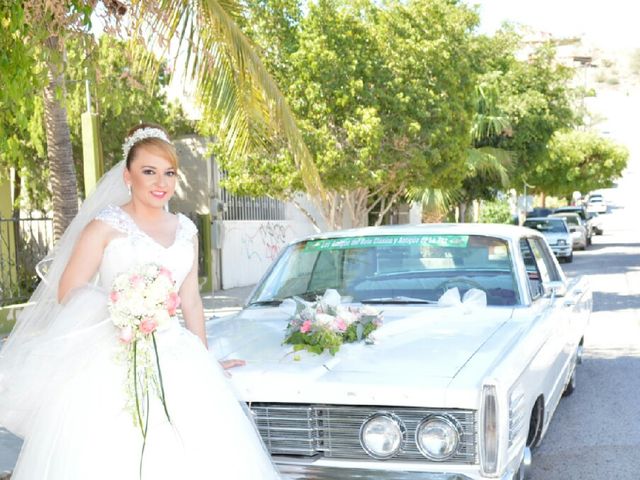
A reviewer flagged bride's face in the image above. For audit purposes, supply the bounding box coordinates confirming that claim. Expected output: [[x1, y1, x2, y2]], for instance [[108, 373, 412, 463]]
[[124, 146, 177, 208]]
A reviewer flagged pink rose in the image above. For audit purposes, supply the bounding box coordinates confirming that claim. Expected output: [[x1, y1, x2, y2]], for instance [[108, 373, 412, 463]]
[[166, 292, 181, 316], [140, 317, 158, 335], [159, 267, 173, 281], [130, 274, 144, 290], [300, 320, 312, 334], [334, 317, 347, 332], [109, 290, 119, 304], [118, 326, 133, 344]]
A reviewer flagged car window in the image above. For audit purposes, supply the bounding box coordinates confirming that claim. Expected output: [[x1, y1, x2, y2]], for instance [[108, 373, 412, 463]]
[[251, 234, 520, 306], [529, 238, 560, 282], [523, 219, 567, 233], [554, 214, 580, 226], [520, 239, 540, 298]]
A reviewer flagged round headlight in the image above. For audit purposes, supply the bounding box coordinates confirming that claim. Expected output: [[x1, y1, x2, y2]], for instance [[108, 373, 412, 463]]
[[359, 413, 405, 459], [416, 415, 460, 461]]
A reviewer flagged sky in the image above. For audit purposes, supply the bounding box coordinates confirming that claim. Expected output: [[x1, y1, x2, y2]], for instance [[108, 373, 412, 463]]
[[469, 0, 640, 48]]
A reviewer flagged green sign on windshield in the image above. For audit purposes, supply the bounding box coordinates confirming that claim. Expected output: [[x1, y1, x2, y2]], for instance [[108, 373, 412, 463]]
[[304, 235, 469, 251]]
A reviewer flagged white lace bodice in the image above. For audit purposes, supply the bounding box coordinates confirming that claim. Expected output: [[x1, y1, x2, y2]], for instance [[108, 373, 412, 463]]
[[95, 205, 198, 290]]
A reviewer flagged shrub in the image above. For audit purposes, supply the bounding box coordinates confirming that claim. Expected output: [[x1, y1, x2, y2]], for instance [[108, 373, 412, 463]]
[[479, 199, 513, 224]]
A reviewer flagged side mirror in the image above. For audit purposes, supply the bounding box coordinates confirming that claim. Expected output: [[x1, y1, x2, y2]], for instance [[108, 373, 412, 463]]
[[543, 281, 566, 298]]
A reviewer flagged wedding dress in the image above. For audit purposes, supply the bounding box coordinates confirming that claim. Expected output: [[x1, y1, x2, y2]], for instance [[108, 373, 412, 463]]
[[3, 204, 280, 480]]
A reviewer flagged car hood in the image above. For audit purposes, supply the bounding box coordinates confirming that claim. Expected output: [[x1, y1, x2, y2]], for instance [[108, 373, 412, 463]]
[[207, 305, 515, 405]]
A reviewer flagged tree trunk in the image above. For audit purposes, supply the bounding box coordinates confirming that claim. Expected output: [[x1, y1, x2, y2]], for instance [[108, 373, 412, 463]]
[[43, 35, 78, 242], [458, 202, 468, 223]]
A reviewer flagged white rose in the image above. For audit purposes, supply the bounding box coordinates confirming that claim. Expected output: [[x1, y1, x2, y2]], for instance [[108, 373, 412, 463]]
[[144, 264, 159, 278], [315, 313, 335, 327], [335, 307, 357, 325]]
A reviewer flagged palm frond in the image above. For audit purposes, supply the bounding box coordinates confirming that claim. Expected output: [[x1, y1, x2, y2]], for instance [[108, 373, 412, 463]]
[[466, 147, 512, 188], [127, 0, 326, 202], [471, 83, 511, 143], [407, 186, 460, 214]]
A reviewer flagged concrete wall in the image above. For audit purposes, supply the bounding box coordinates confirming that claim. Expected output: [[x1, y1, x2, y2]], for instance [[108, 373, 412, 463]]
[[220, 220, 316, 289], [172, 136, 212, 215]]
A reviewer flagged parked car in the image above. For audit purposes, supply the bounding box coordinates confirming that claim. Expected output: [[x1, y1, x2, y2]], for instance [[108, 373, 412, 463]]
[[549, 212, 588, 249], [553, 206, 602, 237], [525, 207, 553, 218], [586, 195, 607, 214], [588, 212, 604, 235], [207, 224, 591, 480], [523, 217, 573, 263]]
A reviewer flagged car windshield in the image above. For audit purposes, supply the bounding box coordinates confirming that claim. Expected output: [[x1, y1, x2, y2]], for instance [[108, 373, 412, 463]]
[[250, 234, 520, 306], [555, 207, 585, 219], [553, 214, 579, 226], [524, 219, 567, 233]]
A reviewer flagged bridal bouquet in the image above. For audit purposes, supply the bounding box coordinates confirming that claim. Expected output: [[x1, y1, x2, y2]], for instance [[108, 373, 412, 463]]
[[108, 263, 180, 475], [284, 289, 383, 356]]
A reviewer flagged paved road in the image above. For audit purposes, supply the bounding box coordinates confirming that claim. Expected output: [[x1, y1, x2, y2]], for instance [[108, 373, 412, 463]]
[[530, 207, 640, 479], [530, 91, 640, 479]]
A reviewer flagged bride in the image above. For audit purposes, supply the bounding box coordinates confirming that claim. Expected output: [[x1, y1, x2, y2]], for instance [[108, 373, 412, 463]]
[[0, 124, 280, 479]]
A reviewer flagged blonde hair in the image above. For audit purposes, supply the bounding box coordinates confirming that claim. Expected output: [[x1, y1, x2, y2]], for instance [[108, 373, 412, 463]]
[[125, 123, 178, 170]]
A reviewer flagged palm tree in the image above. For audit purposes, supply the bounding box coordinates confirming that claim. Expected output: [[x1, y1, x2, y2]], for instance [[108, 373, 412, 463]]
[[411, 81, 512, 223], [23, 0, 326, 240], [43, 34, 78, 241]]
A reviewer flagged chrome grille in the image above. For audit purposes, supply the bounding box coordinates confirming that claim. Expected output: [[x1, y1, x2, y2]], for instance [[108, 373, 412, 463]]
[[250, 403, 477, 464]]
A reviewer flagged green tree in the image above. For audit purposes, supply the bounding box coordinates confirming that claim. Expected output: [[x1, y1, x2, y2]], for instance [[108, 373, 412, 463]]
[[131, 0, 326, 206], [65, 35, 194, 183], [2, 32, 194, 210], [4, 0, 326, 236], [0, 4, 49, 212], [496, 42, 579, 192], [539, 129, 628, 197], [214, 0, 480, 229]]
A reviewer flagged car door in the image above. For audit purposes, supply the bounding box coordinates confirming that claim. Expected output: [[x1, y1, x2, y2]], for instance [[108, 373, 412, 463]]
[[519, 237, 571, 425]]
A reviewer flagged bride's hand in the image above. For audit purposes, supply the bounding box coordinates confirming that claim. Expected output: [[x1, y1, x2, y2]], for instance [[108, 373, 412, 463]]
[[220, 359, 246, 370]]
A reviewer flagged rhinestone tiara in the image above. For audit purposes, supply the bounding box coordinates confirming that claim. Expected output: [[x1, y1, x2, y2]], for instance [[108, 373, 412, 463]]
[[122, 127, 171, 161]]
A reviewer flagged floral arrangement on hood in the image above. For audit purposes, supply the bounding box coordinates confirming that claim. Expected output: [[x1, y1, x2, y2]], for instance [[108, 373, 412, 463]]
[[283, 289, 382, 356]]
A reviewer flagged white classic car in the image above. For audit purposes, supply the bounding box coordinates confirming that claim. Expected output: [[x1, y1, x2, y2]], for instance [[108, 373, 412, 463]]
[[207, 224, 591, 480]]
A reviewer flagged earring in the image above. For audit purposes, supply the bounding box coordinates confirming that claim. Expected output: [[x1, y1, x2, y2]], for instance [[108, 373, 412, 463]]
[[127, 184, 132, 196]]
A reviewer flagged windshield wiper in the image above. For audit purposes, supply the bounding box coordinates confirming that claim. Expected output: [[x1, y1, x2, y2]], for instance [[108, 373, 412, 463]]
[[248, 299, 284, 306], [360, 296, 436, 304], [296, 289, 335, 301]]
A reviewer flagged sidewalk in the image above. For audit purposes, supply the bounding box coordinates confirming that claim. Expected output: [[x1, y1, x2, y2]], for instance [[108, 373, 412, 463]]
[[201, 284, 256, 320], [0, 285, 257, 477]]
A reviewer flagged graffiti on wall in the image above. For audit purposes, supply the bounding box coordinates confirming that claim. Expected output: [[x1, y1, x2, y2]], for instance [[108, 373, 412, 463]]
[[222, 220, 317, 289], [238, 222, 292, 263]]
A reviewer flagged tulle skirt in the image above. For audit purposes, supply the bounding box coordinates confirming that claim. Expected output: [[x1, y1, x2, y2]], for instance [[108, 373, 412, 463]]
[[0, 287, 279, 480]]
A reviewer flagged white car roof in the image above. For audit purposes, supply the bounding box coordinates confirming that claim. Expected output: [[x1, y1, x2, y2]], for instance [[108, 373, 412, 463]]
[[296, 223, 542, 244]]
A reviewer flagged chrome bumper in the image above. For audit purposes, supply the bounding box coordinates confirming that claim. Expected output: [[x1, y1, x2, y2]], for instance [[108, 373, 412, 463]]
[[550, 245, 571, 257], [275, 460, 519, 480], [277, 464, 473, 480]]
